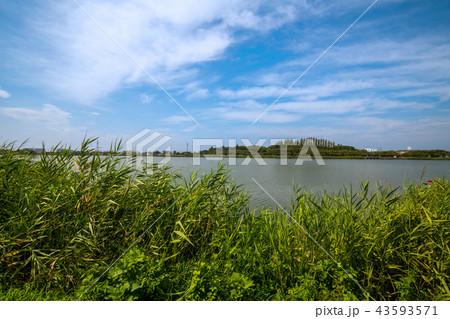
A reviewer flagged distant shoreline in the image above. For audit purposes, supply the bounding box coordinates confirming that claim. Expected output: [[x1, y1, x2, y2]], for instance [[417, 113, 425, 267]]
[[6, 152, 450, 161], [169, 155, 450, 160]]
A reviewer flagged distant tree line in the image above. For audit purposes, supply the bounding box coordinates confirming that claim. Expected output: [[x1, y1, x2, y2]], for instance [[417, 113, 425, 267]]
[[198, 138, 450, 159], [0, 148, 125, 156], [2, 138, 449, 159]]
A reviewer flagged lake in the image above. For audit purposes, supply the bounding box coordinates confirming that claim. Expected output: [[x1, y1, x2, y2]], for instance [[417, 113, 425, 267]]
[[146, 157, 450, 211]]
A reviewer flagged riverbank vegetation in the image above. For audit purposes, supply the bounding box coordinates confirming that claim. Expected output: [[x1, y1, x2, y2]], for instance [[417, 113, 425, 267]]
[[1, 139, 449, 300], [198, 139, 450, 160], [8, 137, 450, 160]]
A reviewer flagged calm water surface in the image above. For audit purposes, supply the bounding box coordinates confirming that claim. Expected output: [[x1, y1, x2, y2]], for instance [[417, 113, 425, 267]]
[[153, 157, 449, 210]]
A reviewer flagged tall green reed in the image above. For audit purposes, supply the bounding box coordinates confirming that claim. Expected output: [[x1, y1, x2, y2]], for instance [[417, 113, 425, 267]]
[[1, 139, 448, 300]]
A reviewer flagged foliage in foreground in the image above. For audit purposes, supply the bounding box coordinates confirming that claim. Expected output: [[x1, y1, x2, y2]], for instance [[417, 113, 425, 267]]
[[0, 139, 449, 300]]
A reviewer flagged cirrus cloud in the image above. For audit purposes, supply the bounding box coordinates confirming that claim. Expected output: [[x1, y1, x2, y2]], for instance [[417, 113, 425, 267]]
[[0, 88, 11, 99], [0, 104, 72, 130], [19, 0, 300, 104]]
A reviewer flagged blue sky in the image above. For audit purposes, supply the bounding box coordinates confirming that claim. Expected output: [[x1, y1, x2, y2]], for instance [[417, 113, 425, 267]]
[[0, 0, 449, 151]]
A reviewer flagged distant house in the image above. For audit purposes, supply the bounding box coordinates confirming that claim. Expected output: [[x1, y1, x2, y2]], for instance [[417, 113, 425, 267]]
[[363, 148, 378, 152], [397, 146, 412, 155]]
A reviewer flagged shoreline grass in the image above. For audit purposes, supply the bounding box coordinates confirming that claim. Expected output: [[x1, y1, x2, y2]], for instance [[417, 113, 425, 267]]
[[1, 139, 449, 300]]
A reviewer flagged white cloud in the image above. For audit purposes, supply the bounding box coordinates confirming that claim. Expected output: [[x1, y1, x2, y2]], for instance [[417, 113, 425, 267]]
[[182, 125, 199, 132], [186, 88, 209, 100], [179, 81, 210, 100], [232, 112, 450, 150], [217, 80, 375, 101], [210, 100, 303, 123], [325, 38, 450, 68], [217, 86, 282, 99], [212, 33, 449, 125], [274, 99, 366, 114], [22, 0, 299, 104], [205, 94, 435, 124], [346, 116, 409, 131], [164, 115, 194, 124], [140, 94, 153, 104], [392, 86, 450, 101], [0, 88, 11, 98], [267, 34, 449, 80], [440, 93, 450, 102], [0, 104, 72, 130]]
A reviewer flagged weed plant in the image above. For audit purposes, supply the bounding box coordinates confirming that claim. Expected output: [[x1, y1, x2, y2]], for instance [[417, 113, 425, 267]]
[[0, 139, 448, 300]]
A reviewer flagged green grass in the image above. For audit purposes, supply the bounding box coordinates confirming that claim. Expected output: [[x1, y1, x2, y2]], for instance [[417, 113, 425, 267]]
[[1, 139, 449, 300]]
